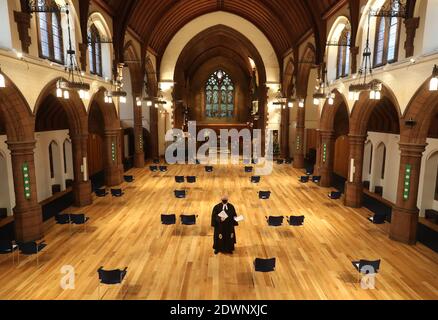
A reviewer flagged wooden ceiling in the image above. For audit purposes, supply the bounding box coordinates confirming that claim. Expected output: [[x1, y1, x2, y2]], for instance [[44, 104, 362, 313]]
[[101, 0, 342, 58]]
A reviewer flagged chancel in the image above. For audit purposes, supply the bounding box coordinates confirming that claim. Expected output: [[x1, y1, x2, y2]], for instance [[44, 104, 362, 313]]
[[0, 0, 437, 303]]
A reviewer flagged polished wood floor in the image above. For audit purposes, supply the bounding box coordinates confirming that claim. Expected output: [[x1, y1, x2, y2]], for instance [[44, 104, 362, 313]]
[[0, 162, 437, 300]]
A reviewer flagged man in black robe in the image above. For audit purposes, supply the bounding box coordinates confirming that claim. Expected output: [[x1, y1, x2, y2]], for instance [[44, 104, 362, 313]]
[[211, 195, 238, 255]]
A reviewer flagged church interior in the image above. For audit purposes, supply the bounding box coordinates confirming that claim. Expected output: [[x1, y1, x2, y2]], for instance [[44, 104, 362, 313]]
[[0, 0, 437, 300]]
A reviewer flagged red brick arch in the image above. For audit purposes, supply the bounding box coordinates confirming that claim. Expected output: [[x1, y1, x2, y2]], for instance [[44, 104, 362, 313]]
[[320, 89, 350, 132], [124, 41, 143, 96], [402, 77, 438, 145], [88, 87, 121, 131], [296, 43, 316, 97], [283, 58, 295, 97], [0, 72, 35, 142], [349, 82, 402, 136]]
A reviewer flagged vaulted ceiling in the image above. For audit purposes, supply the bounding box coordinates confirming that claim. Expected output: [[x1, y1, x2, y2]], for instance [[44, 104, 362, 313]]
[[100, 0, 343, 60]]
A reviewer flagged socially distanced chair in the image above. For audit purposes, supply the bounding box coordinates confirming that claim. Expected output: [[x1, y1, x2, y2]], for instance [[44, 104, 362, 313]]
[[175, 176, 185, 183], [0, 240, 18, 264], [174, 190, 186, 199], [111, 189, 124, 197], [276, 159, 284, 165], [180, 215, 198, 225], [161, 214, 177, 225], [159, 166, 168, 172], [251, 176, 261, 184], [186, 176, 196, 184], [97, 266, 128, 300], [368, 214, 386, 224], [123, 175, 134, 183], [245, 166, 253, 173], [205, 166, 214, 172], [285, 158, 293, 164], [70, 214, 89, 232], [328, 191, 342, 200], [17, 240, 47, 266], [149, 165, 158, 172], [55, 213, 71, 225], [266, 216, 284, 227], [312, 176, 321, 183], [254, 258, 276, 272], [259, 191, 271, 200], [299, 176, 310, 183], [95, 188, 108, 198], [288, 216, 305, 226], [305, 168, 314, 176]]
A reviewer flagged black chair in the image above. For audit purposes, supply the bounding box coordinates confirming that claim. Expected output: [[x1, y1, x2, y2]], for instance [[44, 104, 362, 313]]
[[288, 216, 305, 226], [17, 240, 47, 266], [186, 176, 196, 184], [285, 158, 292, 164], [95, 188, 108, 197], [111, 189, 124, 197], [276, 159, 284, 165], [175, 176, 185, 183], [251, 176, 261, 184], [161, 214, 176, 225], [159, 166, 168, 172], [65, 179, 74, 188], [97, 266, 128, 299], [328, 191, 342, 200], [149, 165, 158, 172], [312, 176, 321, 183], [153, 159, 160, 164], [52, 184, 61, 194], [0, 240, 18, 264], [305, 168, 314, 175], [368, 214, 386, 224], [180, 215, 197, 225], [70, 214, 89, 232], [252, 159, 259, 164], [124, 175, 134, 183], [245, 166, 253, 173], [205, 166, 213, 172], [254, 258, 276, 272], [299, 176, 310, 183], [0, 208, 7, 219], [259, 191, 271, 199], [195, 159, 201, 165], [266, 216, 284, 227], [55, 213, 71, 225], [174, 190, 186, 199]]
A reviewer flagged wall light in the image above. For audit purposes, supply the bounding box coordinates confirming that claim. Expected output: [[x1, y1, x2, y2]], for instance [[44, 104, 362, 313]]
[[430, 65, 438, 91]]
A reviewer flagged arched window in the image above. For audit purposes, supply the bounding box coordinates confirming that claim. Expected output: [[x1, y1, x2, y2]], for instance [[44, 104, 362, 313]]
[[205, 70, 235, 119], [373, 0, 401, 67], [88, 24, 102, 76], [36, 0, 64, 64], [336, 26, 351, 78]]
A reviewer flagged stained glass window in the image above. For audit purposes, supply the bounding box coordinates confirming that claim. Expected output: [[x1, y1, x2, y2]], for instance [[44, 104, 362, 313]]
[[205, 70, 234, 118]]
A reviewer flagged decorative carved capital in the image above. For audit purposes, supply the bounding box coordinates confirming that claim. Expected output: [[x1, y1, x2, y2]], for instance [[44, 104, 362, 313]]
[[404, 17, 420, 58], [13, 11, 32, 53]]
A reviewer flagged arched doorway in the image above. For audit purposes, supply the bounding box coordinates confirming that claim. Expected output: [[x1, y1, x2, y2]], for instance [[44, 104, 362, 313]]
[[35, 78, 91, 207]]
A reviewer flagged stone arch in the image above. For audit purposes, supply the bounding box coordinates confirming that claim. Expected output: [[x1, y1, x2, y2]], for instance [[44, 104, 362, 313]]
[[88, 87, 120, 131], [320, 89, 350, 132], [349, 81, 402, 136], [402, 77, 438, 145], [283, 58, 295, 97], [326, 16, 352, 81], [296, 43, 316, 97], [123, 41, 143, 96]]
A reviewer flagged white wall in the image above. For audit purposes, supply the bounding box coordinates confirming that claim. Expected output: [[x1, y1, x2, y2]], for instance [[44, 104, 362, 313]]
[[0, 135, 15, 215], [418, 139, 438, 215]]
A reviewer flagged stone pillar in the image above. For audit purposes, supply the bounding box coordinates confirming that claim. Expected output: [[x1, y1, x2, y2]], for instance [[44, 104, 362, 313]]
[[404, 17, 420, 58], [150, 105, 159, 159], [313, 129, 322, 176], [344, 134, 366, 208], [103, 129, 123, 187], [7, 140, 43, 242], [390, 143, 426, 244], [71, 134, 92, 207], [319, 131, 336, 188], [280, 106, 290, 158], [293, 106, 305, 169], [350, 46, 359, 75], [133, 97, 145, 167], [78, 43, 88, 72]]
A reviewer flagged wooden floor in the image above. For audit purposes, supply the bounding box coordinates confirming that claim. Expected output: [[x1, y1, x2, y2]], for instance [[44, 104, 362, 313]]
[[1, 162, 437, 300]]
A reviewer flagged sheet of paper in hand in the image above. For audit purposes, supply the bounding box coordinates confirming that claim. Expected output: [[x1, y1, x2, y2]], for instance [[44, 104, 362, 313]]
[[218, 211, 228, 219], [234, 216, 244, 222]]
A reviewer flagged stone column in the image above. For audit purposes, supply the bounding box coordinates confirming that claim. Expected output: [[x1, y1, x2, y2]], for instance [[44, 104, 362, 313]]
[[344, 134, 366, 208], [313, 129, 322, 176], [71, 134, 92, 207], [150, 105, 159, 159], [280, 106, 290, 158], [319, 131, 336, 188], [293, 106, 305, 169], [133, 97, 145, 167], [103, 129, 123, 187], [350, 46, 359, 75], [390, 143, 426, 244], [404, 17, 420, 58], [7, 140, 43, 242]]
